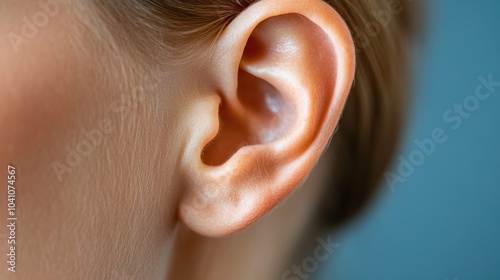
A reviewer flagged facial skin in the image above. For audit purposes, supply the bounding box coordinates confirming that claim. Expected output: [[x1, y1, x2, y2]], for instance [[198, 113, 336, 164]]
[[0, 0, 355, 279]]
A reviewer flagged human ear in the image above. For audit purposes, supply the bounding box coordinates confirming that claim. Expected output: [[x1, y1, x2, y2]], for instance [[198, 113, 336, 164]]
[[178, 0, 355, 237]]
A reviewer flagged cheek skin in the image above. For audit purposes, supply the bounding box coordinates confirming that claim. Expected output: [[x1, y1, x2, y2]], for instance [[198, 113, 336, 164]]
[[0, 3, 182, 279], [0, 5, 113, 279], [0, 1, 89, 171], [0, 2, 88, 245]]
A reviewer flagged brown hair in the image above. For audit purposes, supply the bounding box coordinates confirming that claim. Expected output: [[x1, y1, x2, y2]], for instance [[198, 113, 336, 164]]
[[318, 0, 414, 227], [86, 0, 414, 229]]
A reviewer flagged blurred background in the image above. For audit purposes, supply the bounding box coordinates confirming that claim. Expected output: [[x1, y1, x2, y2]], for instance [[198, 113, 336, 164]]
[[319, 0, 500, 279]]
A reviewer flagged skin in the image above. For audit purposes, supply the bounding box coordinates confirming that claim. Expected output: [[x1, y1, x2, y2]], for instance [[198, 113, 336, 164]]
[[0, 0, 355, 279]]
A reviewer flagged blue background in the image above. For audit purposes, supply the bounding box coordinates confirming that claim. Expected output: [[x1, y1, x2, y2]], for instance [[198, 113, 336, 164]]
[[320, 0, 500, 279]]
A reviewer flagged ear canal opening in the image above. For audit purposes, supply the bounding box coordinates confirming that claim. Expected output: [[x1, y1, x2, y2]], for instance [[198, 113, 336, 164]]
[[200, 98, 252, 167], [201, 69, 296, 167]]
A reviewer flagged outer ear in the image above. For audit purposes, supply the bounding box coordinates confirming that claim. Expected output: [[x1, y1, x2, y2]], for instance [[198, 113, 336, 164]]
[[179, 0, 355, 237]]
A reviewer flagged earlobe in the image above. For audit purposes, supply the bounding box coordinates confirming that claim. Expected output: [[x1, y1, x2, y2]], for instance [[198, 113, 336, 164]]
[[179, 0, 355, 237]]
